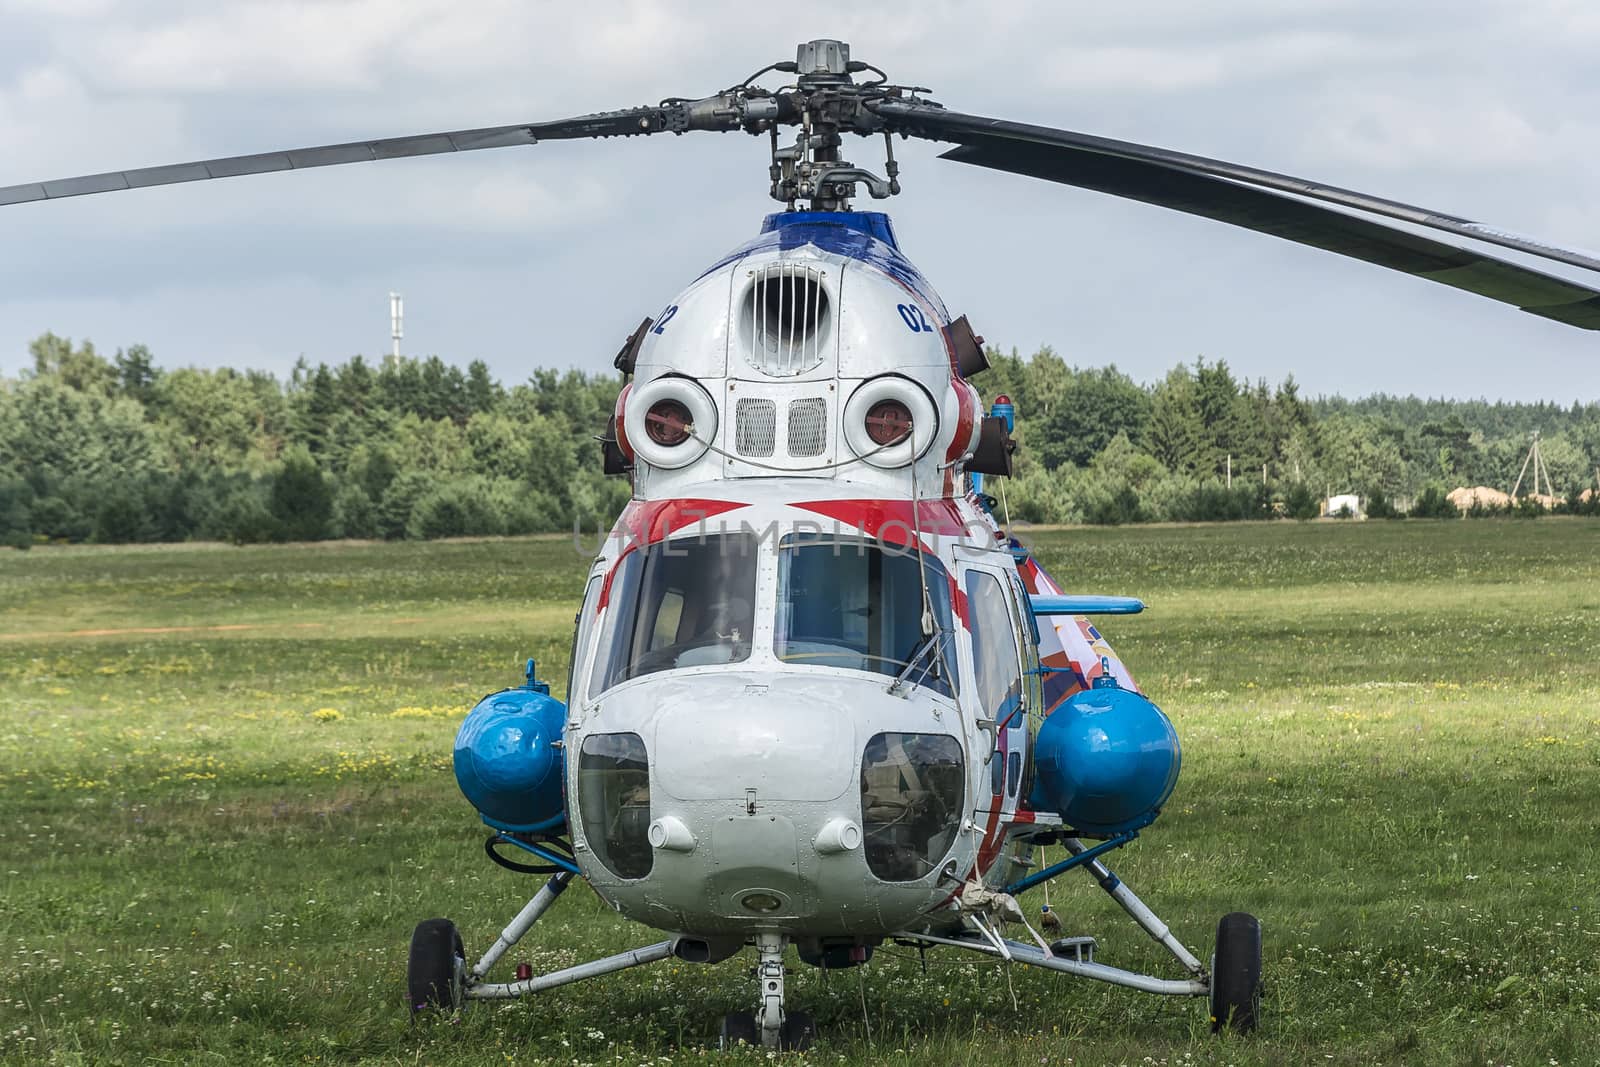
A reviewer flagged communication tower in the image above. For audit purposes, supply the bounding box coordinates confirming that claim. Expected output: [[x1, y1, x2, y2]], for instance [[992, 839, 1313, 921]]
[[389, 291, 404, 366]]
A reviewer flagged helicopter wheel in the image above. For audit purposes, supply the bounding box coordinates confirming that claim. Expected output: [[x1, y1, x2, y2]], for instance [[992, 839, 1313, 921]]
[[408, 918, 465, 1015], [781, 1009, 818, 1051], [718, 1010, 758, 1049], [1209, 912, 1262, 1034]]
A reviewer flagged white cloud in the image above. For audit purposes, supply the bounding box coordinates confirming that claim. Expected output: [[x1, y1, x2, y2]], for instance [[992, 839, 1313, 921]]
[[1038, 31, 1417, 95], [77, 2, 411, 92], [1304, 89, 1551, 172]]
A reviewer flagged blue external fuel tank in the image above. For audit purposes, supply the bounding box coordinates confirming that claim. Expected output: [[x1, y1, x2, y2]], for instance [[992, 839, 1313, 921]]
[[453, 660, 567, 833], [1028, 673, 1181, 834]]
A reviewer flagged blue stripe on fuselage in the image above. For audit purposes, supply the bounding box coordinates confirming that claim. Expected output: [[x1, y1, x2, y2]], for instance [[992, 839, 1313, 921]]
[[696, 211, 949, 323]]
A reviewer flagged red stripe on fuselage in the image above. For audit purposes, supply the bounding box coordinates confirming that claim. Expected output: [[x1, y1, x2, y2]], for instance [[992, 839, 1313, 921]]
[[792, 498, 978, 623], [597, 498, 750, 609], [943, 376, 977, 465], [791, 498, 976, 542], [617, 497, 748, 546]]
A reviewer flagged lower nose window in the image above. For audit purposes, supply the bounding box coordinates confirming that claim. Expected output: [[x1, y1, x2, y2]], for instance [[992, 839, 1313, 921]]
[[860, 732, 964, 882], [578, 732, 653, 880]]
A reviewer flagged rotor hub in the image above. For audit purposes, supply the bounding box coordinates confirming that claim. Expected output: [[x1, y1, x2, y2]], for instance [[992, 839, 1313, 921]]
[[669, 39, 924, 211]]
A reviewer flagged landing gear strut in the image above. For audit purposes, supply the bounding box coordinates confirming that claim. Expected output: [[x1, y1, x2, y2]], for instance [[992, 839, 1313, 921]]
[[756, 933, 785, 1045]]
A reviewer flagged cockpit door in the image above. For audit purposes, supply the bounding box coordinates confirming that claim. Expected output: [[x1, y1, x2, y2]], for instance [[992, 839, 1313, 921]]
[[963, 568, 1028, 811], [1005, 570, 1043, 804]]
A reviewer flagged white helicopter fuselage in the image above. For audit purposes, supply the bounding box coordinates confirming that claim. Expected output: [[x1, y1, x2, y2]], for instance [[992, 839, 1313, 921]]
[[560, 212, 1124, 942], [569, 480, 1019, 937]]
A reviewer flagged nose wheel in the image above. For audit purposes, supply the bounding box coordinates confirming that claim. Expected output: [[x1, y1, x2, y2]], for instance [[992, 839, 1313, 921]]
[[718, 1009, 816, 1051], [717, 934, 817, 1050], [717, 1011, 757, 1049]]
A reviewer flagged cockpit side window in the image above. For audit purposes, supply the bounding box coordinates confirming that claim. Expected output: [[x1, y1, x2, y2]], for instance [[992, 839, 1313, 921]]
[[774, 534, 955, 697], [964, 570, 1023, 727], [860, 731, 964, 882], [591, 533, 759, 693], [568, 573, 603, 705]]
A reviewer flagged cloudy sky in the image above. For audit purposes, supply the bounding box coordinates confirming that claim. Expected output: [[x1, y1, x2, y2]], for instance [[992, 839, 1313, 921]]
[[2, 0, 1598, 401]]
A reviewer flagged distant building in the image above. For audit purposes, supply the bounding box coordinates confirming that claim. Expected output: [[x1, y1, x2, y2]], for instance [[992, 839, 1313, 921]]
[[1321, 493, 1363, 519]]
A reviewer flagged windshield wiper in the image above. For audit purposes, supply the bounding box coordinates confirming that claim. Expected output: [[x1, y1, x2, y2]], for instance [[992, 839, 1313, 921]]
[[888, 630, 946, 696]]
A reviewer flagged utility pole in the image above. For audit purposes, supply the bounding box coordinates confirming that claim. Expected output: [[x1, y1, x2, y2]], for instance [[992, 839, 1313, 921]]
[[1511, 431, 1557, 501], [1226, 454, 1232, 488]]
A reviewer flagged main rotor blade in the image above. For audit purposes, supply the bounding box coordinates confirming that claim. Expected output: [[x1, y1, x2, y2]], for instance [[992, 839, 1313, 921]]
[[0, 107, 676, 207], [874, 101, 1600, 330]]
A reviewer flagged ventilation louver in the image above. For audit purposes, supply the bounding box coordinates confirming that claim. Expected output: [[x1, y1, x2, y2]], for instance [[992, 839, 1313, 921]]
[[742, 263, 831, 376]]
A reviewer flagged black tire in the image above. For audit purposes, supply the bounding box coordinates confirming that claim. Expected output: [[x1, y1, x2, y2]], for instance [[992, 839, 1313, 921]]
[[1210, 912, 1262, 1034], [718, 1010, 758, 1049], [408, 918, 465, 1015], [781, 1009, 817, 1051]]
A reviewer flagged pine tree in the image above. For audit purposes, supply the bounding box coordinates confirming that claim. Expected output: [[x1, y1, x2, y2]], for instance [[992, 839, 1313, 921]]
[[270, 449, 333, 541], [1147, 366, 1204, 475]]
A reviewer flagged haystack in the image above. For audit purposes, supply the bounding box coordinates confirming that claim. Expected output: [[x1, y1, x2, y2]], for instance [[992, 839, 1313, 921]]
[[1447, 486, 1511, 512]]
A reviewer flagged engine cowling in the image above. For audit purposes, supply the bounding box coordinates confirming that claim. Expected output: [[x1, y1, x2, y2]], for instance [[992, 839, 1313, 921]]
[[1029, 678, 1180, 834], [453, 661, 567, 833]]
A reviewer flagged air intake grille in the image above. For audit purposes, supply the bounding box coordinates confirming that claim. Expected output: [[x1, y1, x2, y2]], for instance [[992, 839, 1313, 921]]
[[735, 398, 777, 457], [743, 263, 831, 376], [787, 398, 827, 457]]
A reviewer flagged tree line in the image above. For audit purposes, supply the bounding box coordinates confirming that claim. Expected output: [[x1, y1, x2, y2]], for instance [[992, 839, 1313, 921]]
[[2, 333, 1597, 548], [0, 334, 627, 549], [978, 348, 1600, 525]]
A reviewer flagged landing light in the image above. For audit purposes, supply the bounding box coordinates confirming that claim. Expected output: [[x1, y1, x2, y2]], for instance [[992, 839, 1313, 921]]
[[741, 892, 784, 913]]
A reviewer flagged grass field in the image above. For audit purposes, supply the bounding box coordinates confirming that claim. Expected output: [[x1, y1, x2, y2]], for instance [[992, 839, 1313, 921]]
[[2, 520, 1598, 1066]]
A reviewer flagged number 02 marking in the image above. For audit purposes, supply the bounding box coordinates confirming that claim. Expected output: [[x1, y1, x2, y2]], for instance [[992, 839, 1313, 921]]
[[897, 303, 932, 333], [651, 305, 679, 334]]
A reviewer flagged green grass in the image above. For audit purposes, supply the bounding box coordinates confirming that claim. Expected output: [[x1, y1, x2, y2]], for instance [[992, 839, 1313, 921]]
[[2, 520, 1598, 1065]]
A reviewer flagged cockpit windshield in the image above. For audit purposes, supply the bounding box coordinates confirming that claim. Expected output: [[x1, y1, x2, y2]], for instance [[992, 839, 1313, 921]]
[[592, 533, 758, 692], [775, 534, 956, 697]]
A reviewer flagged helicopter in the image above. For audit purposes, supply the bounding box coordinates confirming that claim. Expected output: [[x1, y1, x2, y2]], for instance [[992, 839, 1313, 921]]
[[9, 37, 1600, 1052]]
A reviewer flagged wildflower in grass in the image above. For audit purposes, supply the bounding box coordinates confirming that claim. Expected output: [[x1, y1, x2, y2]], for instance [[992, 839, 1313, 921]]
[[311, 708, 342, 723], [389, 705, 465, 719]]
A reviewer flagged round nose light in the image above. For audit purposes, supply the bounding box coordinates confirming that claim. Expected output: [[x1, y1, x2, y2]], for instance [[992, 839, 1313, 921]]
[[814, 817, 862, 855], [646, 816, 696, 853], [645, 399, 693, 446], [864, 399, 912, 446], [741, 892, 783, 913]]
